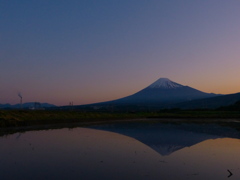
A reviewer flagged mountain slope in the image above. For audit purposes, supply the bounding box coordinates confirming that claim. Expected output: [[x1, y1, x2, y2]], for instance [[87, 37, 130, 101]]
[[173, 92, 240, 109], [218, 100, 240, 110]]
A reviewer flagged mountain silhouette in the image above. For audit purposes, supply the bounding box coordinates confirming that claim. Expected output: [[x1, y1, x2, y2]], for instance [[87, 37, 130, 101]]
[[62, 77, 240, 110], [85, 78, 220, 110], [110, 78, 218, 104]]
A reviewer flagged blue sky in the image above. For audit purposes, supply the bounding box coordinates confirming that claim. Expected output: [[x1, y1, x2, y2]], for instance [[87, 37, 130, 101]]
[[1, 0, 240, 105]]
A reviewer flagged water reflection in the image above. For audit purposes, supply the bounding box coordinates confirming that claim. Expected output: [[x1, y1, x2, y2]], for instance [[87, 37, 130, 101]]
[[91, 121, 240, 156], [0, 121, 240, 179], [164, 138, 240, 179], [0, 128, 170, 180]]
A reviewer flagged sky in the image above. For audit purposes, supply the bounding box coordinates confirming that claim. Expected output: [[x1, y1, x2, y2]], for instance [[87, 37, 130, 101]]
[[1, 0, 240, 106]]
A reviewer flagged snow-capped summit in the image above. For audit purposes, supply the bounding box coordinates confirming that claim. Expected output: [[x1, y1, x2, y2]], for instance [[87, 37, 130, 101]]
[[148, 78, 184, 89]]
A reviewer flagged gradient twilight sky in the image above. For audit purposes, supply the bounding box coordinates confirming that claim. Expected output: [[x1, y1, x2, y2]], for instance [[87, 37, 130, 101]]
[[1, 0, 240, 106]]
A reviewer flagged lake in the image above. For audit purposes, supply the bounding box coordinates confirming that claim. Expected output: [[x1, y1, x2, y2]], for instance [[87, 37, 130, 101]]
[[1, 119, 240, 179]]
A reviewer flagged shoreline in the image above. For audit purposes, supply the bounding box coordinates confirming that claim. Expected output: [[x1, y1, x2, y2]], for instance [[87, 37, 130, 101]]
[[1, 117, 240, 137]]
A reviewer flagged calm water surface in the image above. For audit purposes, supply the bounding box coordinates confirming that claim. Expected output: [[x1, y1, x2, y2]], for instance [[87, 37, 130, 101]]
[[1, 120, 240, 180]]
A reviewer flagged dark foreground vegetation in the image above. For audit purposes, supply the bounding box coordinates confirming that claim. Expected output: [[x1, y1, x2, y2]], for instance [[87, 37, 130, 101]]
[[1, 109, 240, 128]]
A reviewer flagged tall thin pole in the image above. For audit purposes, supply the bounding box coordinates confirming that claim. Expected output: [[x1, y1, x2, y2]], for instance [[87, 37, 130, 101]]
[[18, 93, 23, 109]]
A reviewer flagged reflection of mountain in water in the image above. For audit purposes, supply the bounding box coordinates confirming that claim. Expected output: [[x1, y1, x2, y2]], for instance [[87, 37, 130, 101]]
[[91, 121, 240, 156]]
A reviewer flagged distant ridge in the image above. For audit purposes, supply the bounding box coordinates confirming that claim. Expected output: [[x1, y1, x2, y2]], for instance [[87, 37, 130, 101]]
[[0, 102, 56, 109]]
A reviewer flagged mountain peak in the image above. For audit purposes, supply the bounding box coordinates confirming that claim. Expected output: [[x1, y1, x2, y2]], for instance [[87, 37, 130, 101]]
[[148, 78, 184, 89]]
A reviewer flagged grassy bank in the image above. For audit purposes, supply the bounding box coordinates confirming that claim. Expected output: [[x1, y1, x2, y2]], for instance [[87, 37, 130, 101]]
[[0, 110, 141, 128], [1, 109, 240, 128]]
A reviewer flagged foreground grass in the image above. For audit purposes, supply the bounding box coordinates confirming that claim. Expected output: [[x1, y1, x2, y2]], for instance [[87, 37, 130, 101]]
[[0, 110, 141, 128], [1, 109, 240, 128]]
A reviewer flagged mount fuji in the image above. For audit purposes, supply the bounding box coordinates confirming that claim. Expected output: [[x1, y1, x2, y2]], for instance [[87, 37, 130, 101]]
[[101, 78, 219, 107], [67, 77, 222, 111]]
